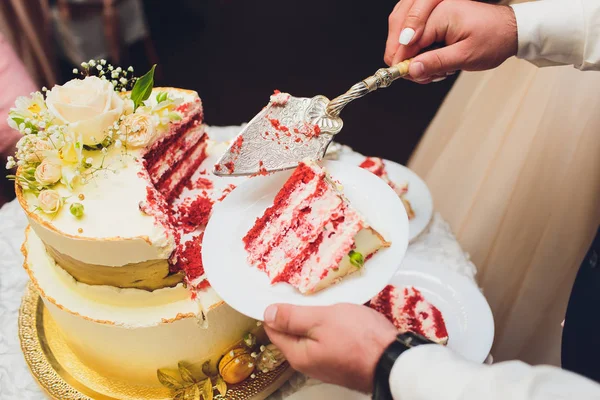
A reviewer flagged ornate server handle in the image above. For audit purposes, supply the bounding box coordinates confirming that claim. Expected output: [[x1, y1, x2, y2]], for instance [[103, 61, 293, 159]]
[[325, 59, 411, 118]]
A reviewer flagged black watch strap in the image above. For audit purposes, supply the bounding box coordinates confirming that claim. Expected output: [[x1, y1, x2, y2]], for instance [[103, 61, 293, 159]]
[[372, 332, 434, 400]]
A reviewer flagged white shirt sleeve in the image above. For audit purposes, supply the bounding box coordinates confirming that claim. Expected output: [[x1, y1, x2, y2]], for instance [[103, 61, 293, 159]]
[[510, 0, 600, 70], [389, 344, 600, 400]]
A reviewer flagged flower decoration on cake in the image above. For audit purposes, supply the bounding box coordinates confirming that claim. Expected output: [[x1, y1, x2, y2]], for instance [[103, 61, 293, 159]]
[[157, 361, 227, 400], [6, 60, 186, 217]]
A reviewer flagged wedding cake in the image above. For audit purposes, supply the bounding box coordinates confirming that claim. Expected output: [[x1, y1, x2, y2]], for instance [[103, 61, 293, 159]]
[[9, 63, 278, 391]]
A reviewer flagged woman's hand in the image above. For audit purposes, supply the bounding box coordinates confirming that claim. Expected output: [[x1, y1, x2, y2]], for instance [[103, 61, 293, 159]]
[[384, 0, 446, 66], [263, 303, 398, 393], [385, 0, 518, 83]]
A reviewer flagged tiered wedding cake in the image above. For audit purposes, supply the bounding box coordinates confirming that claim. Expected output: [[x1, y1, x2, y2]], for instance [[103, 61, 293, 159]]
[[9, 64, 276, 389]]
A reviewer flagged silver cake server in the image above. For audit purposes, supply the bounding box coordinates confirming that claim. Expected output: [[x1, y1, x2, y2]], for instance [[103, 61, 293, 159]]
[[213, 58, 412, 176]]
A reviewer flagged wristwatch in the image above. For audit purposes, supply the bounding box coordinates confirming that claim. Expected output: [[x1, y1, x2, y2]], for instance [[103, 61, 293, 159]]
[[372, 332, 435, 400]]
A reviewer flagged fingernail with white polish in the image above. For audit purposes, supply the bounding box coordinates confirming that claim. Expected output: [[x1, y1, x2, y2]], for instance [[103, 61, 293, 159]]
[[432, 77, 447, 83], [399, 28, 415, 45]]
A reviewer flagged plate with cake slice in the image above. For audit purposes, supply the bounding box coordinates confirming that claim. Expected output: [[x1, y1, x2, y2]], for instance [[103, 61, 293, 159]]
[[203, 160, 410, 320], [337, 154, 433, 242], [369, 260, 494, 363]]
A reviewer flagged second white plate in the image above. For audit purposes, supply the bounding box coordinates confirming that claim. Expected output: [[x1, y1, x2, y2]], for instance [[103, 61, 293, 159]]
[[203, 160, 409, 320], [337, 153, 433, 241]]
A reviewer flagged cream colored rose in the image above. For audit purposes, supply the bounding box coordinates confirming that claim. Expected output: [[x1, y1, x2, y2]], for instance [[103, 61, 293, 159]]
[[35, 158, 62, 186], [46, 76, 124, 146], [25, 139, 54, 163], [120, 113, 159, 147], [38, 190, 62, 214]]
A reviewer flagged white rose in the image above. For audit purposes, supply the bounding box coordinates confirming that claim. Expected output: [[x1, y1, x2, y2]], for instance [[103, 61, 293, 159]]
[[25, 139, 54, 163], [120, 113, 159, 147], [38, 190, 62, 214], [35, 158, 62, 186], [46, 76, 124, 145]]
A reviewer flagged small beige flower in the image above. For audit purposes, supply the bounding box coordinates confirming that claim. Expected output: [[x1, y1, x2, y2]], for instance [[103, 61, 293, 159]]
[[35, 159, 62, 186], [38, 190, 62, 214], [25, 139, 54, 163], [120, 113, 159, 147]]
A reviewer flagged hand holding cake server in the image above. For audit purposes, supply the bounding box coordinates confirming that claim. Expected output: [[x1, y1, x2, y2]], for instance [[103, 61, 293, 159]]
[[263, 0, 600, 399]]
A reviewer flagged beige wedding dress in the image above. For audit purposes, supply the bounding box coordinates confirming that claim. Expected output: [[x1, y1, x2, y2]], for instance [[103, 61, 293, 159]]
[[409, 56, 600, 366]]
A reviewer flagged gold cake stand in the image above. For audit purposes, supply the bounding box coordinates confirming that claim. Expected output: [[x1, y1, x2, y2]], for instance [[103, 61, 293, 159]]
[[18, 282, 294, 400]]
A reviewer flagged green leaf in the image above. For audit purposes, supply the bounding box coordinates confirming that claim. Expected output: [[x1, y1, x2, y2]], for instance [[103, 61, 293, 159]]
[[348, 250, 364, 268], [214, 376, 227, 396], [156, 91, 169, 103], [168, 112, 182, 121], [131, 64, 156, 110], [11, 116, 24, 126], [178, 362, 196, 384], [157, 369, 183, 390]]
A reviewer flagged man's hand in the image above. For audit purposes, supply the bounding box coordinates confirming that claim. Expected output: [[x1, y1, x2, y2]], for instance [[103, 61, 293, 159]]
[[385, 0, 518, 83], [263, 303, 398, 393]]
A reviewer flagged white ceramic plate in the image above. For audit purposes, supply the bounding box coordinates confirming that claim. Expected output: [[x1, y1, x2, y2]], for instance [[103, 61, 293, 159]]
[[392, 259, 494, 363], [203, 160, 410, 320], [337, 153, 433, 242]]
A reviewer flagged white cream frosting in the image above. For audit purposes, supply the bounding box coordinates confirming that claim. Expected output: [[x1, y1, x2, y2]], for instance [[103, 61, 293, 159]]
[[22, 144, 175, 266], [24, 226, 257, 384]]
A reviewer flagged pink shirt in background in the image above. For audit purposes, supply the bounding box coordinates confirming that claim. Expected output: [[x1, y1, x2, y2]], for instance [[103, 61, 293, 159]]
[[0, 32, 37, 205]]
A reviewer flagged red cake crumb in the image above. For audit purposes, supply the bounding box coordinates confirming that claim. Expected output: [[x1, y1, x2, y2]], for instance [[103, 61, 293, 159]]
[[217, 184, 237, 202], [359, 157, 385, 177], [224, 161, 235, 173], [214, 164, 222, 172], [187, 176, 213, 190], [230, 135, 244, 154], [174, 234, 205, 282], [174, 196, 214, 233], [269, 118, 290, 133]]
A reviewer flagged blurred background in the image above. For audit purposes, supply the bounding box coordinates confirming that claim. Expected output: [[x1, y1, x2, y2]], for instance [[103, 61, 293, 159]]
[[0, 0, 460, 206]]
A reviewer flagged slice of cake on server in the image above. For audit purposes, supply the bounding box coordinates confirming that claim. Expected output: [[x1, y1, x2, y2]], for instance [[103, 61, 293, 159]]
[[243, 160, 390, 294]]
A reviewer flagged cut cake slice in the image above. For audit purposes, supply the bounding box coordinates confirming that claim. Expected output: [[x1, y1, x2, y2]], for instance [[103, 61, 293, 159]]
[[243, 160, 390, 294]]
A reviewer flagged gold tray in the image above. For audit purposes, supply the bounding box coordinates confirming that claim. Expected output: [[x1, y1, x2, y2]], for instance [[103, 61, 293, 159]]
[[18, 282, 294, 399]]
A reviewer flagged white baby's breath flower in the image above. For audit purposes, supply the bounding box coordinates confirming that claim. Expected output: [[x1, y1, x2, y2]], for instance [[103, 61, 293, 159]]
[[24, 128, 32, 134], [85, 157, 93, 165], [35, 159, 62, 186], [5, 156, 16, 169], [38, 190, 62, 214], [100, 59, 107, 65], [115, 67, 122, 73], [72, 68, 78, 74], [81, 62, 88, 68], [121, 88, 126, 92], [127, 66, 134, 72], [119, 77, 127, 85], [88, 60, 96, 67], [101, 147, 108, 154], [115, 139, 122, 148], [38, 121, 46, 128], [96, 65, 103, 71]]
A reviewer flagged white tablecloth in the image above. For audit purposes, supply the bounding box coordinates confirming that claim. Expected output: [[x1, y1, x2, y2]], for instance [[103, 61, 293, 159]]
[[0, 128, 478, 399]]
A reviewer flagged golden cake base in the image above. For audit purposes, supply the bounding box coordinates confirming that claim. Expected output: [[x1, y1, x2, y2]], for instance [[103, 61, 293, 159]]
[[18, 282, 294, 400]]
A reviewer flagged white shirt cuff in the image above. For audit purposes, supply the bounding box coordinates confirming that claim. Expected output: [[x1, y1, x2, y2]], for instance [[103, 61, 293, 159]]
[[389, 345, 481, 400], [510, 0, 585, 68]]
